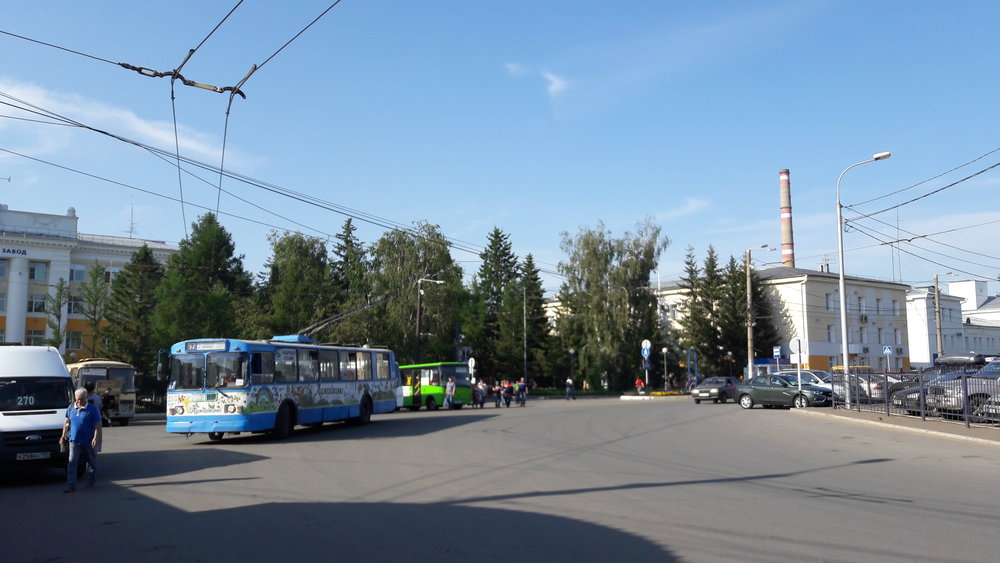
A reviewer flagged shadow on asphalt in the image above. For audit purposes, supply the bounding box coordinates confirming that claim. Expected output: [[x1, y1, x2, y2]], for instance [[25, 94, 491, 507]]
[[7, 489, 677, 562]]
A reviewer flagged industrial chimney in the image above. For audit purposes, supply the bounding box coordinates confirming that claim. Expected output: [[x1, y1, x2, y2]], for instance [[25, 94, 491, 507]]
[[779, 169, 795, 268]]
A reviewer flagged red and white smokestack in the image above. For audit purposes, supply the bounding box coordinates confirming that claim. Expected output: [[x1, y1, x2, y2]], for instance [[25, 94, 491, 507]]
[[779, 169, 795, 268]]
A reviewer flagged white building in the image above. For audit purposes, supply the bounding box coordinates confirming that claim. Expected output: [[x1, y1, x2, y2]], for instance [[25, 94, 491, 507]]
[[0, 205, 177, 352], [906, 286, 965, 367], [656, 266, 912, 373]]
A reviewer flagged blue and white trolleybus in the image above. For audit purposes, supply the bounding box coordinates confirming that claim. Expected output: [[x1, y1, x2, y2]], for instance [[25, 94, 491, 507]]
[[164, 335, 400, 440]]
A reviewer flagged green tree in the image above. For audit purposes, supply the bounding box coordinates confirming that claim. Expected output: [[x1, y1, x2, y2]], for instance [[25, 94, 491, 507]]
[[676, 248, 711, 364], [469, 227, 520, 381], [716, 256, 746, 376], [325, 218, 374, 345], [44, 278, 69, 350], [262, 231, 335, 336], [557, 218, 668, 391], [79, 262, 111, 357], [750, 267, 781, 364], [495, 254, 553, 385], [368, 222, 464, 363], [153, 213, 251, 345], [103, 244, 165, 381]]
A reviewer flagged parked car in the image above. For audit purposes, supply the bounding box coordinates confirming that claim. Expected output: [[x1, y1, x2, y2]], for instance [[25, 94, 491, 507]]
[[974, 394, 1000, 423], [773, 369, 833, 391], [924, 361, 1000, 418], [831, 373, 873, 404], [737, 374, 833, 409], [891, 372, 995, 416], [691, 377, 740, 404]]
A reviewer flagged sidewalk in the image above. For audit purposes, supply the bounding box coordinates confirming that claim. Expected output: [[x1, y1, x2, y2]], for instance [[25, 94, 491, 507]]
[[794, 407, 1000, 446]]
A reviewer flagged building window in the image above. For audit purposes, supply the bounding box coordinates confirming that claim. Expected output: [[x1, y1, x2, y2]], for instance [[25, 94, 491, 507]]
[[66, 331, 83, 350], [877, 327, 884, 344], [104, 266, 122, 283], [825, 293, 834, 311], [859, 327, 867, 344], [857, 297, 865, 314], [894, 329, 901, 345], [28, 294, 46, 313], [26, 329, 46, 346], [875, 298, 882, 315], [68, 296, 85, 315], [827, 325, 834, 343], [69, 264, 88, 282], [892, 300, 900, 315], [0, 259, 6, 278], [28, 261, 48, 281], [0, 293, 5, 314]]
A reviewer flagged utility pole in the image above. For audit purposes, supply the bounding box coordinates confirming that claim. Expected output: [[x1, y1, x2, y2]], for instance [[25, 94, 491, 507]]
[[523, 284, 528, 382], [746, 248, 754, 381], [415, 278, 444, 363], [934, 273, 949, 359]]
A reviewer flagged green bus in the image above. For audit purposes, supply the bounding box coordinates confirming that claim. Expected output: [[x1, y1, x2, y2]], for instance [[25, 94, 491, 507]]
[[398, 362, 472, 410]]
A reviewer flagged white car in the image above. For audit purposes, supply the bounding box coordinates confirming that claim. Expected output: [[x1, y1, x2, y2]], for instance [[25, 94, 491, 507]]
[[773, 370, 833, 391]]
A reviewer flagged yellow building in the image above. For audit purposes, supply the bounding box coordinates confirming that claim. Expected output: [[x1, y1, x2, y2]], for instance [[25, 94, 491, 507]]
[[0, 205, 177, 353]]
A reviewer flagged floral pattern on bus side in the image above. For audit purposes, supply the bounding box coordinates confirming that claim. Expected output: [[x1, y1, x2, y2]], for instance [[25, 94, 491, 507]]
[[168, 379, 398, 417]]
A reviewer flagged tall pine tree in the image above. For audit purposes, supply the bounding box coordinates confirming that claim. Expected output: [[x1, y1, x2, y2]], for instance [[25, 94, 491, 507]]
[[104, 244, 164, 384], [153, 213, 251, 345]]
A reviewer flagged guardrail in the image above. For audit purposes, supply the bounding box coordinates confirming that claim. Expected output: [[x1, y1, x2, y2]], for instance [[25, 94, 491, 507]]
[[831, 371, 1000, 430]]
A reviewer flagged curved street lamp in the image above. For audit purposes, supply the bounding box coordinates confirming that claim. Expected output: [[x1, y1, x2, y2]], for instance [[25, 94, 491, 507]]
[[836, 151, 891, 407]]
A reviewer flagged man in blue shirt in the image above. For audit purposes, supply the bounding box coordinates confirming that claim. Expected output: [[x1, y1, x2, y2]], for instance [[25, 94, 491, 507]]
[[60, 388, 102, 492]]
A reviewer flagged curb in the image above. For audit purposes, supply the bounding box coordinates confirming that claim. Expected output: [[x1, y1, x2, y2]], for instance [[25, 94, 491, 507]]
[[793, 408, 1000, 447]]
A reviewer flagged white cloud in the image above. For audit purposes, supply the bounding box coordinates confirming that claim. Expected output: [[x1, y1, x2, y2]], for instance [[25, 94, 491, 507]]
[[505, 62, 527, 76], [659, 197, 709, 220], [541, 71, 569, 97], [0, 78, 248, 167]]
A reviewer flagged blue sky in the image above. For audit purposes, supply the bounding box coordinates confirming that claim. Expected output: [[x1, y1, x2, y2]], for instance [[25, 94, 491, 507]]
[[2, 1, 999, 295]]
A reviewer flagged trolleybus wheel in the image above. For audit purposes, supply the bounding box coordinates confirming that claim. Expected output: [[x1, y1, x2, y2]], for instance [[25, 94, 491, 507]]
[[208, 432, 224, 441], [272, 404, 294, 440], [353, 397, 372, 425], [426, 397, 438, 411]]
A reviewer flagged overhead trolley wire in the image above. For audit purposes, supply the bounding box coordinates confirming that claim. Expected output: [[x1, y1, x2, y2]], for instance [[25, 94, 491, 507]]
[[845, 159, 1000, 223], [851, 146, 1000, 207]]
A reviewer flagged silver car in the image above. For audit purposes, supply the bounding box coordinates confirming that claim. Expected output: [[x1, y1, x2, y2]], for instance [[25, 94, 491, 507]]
[[925, 361, 1000, 416]]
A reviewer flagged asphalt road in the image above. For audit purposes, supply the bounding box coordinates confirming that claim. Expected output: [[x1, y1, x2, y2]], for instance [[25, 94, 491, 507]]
[[5, 397, 1000, 562]]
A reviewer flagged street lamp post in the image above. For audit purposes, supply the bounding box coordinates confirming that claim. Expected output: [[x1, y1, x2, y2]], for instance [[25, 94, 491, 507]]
[[746, 244, 774, 382], [726, 351, 733, 377], [568, 348, 575, 383], [415, 277, 445, 363], [836, 151, 891, 407], [661, 346, 668, 389]]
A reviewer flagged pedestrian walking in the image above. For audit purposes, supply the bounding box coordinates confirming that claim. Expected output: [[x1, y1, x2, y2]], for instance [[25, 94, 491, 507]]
[[565, 376, 575, 400], [60, 388, 101, 492], [444, 377, 456, 409]]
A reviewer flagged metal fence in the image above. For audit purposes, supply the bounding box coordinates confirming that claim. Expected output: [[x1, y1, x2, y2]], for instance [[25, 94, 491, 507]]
[[831, 370, 1000, 430]]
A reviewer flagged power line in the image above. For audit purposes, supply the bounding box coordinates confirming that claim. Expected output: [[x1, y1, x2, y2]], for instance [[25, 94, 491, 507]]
[[851, 146, 1000, 207], [845, 160, 1000, 223]]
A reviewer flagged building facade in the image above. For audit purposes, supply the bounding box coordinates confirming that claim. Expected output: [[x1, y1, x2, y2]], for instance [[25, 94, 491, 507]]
[[0, 205, 177, 353], [655, 266, 912, 374]]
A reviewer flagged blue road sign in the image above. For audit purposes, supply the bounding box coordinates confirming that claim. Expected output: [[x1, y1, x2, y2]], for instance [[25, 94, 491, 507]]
[[641, 347, 651, 358]]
